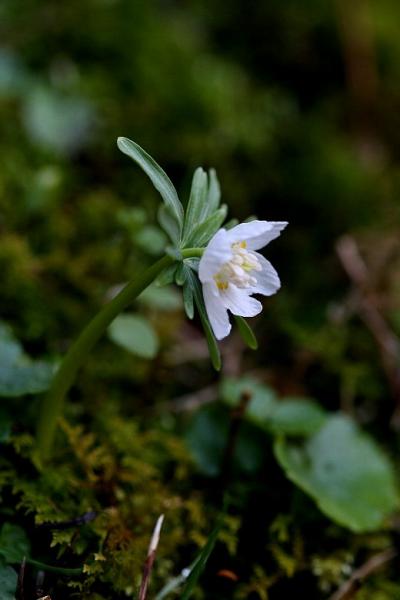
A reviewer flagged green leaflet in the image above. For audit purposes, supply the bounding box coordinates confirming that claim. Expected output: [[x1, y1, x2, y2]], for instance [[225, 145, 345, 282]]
[[158, 204, 181, 244], [183, 167, 208, 241], [205, 168, 221, 216], [234, 315, 258, 349], [186, 269, 221, 371], [117, 137, 184, 235], [185, 205, 228, 248]]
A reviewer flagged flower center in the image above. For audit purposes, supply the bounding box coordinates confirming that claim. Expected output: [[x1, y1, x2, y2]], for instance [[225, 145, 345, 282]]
[[214, 240, 261, 291]]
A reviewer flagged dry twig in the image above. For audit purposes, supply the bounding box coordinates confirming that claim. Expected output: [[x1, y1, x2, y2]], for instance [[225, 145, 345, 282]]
[[138, 514, 165, 600], [336, 235, 400, 425], [329, 547, 397, 600]]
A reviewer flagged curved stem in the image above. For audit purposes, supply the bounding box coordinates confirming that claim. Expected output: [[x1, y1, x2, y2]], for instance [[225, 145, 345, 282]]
[[26, 557, 83, 576], [37, 249, 203, 461]]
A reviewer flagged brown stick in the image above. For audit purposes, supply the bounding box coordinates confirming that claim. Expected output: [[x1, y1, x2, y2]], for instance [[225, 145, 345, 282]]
[[336, 236, 400, 424], [138, 514, 164, 600], [16, 557, 26, 600], [329, 547, 397, 600]]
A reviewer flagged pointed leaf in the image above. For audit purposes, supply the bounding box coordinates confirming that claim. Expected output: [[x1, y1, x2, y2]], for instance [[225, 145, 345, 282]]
[[185, 205, 227, 248], [234, 315, 258, 349], [206, 168, 221, 216], [174, 263, 187, 286], [183, 167, 208, 240], [186, 270, 221, 370], [154, 264, 178, 287], [118, 137, 184, 232], [158, 204, 180, 244], [180, 517, 223, 600]]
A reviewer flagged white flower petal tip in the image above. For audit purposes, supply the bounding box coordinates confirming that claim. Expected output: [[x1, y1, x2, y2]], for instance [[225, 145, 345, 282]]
[[199, 220, 287, 340]]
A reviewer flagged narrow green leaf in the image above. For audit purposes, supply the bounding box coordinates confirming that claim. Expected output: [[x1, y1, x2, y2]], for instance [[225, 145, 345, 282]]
[[180, 518, 223, 600], [234, 315, 258, 349], [158, 204, 180, 244], [183, 167, 208, 240], [117, 137, 184, 232], [183, 281, 194, 320], [186, 270, 221, 370], [154, 264, 178, 287], [108, 314, 159, 359], [206, 168, 221, 216], [185, 205, 227, 248], [175, 263, 187, 286]]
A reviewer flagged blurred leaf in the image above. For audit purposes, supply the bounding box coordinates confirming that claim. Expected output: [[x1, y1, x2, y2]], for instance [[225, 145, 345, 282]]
[[0, 409, 12, 442], [0, 323, 54, 397], [183, 167, 208, 241], [221, 377, 277, 422], [0, 563, 17, 600], [135, 225, 167, 255], [118, 137, 184, 234], [108, 314, 159, 359], [186, 405, 264, 476], [138, 285, 182, 311], [186, 405, 228, 477], [221, 377, 326, 436], [274, 415, 399, 532], [268, 398, 327, 436], [23, 86, 94, 155], [0, 523, 30, 563]]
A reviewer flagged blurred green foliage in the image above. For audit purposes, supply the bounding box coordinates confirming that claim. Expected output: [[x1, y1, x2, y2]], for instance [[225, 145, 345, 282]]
[[1, 0, 400, 597]]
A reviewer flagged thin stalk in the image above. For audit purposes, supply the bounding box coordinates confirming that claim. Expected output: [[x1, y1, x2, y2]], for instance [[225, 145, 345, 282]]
[[36, 249, 203, 461], [26, 557, 83, 576]]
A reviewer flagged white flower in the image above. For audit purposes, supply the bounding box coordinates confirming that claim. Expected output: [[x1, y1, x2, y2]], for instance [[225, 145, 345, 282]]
[[198, 220, 287, 340]]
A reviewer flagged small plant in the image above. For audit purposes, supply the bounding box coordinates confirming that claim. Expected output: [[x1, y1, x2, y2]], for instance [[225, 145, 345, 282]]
[[36, 138, 287, 461]]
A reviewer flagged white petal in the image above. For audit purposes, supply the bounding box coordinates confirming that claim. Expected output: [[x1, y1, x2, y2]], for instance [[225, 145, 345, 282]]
[[199, 229, 231, 283], [225, 220, 287, 251], [250, 252, 281, 296], [203, 282, 231, 340], [222, 285, 262, 317]]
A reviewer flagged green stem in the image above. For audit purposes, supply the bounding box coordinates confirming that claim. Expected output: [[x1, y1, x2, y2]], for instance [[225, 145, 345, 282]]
[[37, 249, 203, 461], [26, 557, 83, 576]]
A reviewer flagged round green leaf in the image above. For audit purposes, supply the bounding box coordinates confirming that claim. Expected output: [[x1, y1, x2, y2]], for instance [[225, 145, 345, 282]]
[[108, 314, 159, 359], [274, 415, 399, 532], [268, 398, 327, 436]]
